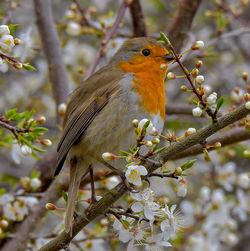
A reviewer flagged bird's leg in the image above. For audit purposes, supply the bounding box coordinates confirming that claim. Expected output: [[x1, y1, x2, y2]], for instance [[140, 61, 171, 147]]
[[89, 164, 97, 203]]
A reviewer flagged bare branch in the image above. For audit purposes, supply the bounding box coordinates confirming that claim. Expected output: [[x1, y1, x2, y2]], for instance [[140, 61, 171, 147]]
[[84, 0, 129, 80], [33, 0, 69, 120], [129, 0, 147, 37], [167, 0, 202, 52], [171, 127, 250, 160]]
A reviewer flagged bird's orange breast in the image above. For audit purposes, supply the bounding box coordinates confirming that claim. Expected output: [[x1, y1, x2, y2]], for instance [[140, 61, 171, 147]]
[[118, 54, 167, 120]]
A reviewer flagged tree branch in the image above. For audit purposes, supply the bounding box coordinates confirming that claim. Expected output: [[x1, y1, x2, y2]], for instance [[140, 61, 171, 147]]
[[84, 0, 129, 80], [129, 0, 147, 37], [33, 0, 69, 120], [171, 126, 250, 160], [167, 0, 202, 52], [39, 105, 249, 251]]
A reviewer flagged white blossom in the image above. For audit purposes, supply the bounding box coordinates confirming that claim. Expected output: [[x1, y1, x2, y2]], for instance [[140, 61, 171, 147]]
[[0, 25, 10, 36], [138, 119, 155, 135], [191, 40, 205, 50], [145, 233, 171, 251], [125, 165, 147, 186], [196, 75, 205, 84], [192, 107, 203, 117], [30, 178, 42, 190], [245, 101, 250, 110], [236, 173, 249, 189], [66, 21, 81, 36], [20, 145, 32, 156], [0, 34, 15, 52], [207, 92, 217, 105]]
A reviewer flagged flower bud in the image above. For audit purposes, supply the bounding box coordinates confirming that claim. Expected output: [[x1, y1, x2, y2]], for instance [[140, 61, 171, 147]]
[[102, 152, 116, 161], [175, 166, 182, 175], [167, 72, 176, 79], [196, 75, 205, 85], [45, 203, 57, 210], [20, 177, 31, 189], [245, 101, 250, 110], [150, 126, 158, 136], [66, 21, 81, 36], [37, 116, 46, 123], [20, 145, 32, 156], [0, 220, 8, 228], [191, 40, 205, 50], [13, 62, 23, 69], [191, 68, 199, 78], [40, 139, 52, 146], [14, 38, 21, 45], [58, 103, 67, 117], [192, 107, 203, 117], [207, 92, 217, 105], [180, 85, 187, 91], [185, 128, 196, 136], [160, 63, 167, 71], [195, 60, 203, 68], [132, 119, 138, 128], [145, 141, 153, 147], [203, 85, 212, 95], [242, 72, 248, 81], [214, 142, 221, 148], [30, 178, 41, 190], [243, 149, 250, 157], [244, 93, 250, 102], [152, 138, 160, 144]]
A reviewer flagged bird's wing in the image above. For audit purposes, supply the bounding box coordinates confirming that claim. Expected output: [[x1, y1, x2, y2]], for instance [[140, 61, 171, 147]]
[[55, 81, 119, 176]]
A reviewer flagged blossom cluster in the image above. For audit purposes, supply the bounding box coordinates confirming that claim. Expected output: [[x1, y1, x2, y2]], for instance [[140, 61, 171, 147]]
[[113, 188, 184, 250]]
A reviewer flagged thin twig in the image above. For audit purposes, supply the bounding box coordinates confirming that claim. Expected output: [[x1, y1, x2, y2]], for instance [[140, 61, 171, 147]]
[[167, 42, 217, 123], [149, 172, 178, 179], [34, 0, 69, 121], [84, 0, 129, 80]]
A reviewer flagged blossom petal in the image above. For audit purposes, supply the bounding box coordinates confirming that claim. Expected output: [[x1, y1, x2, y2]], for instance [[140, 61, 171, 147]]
[[137, 165, 148, 176], [131, 202, 144, 212]]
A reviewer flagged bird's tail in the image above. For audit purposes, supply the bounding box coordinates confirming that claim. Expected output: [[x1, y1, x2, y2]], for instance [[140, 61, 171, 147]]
[[65, 163, 79, 236]]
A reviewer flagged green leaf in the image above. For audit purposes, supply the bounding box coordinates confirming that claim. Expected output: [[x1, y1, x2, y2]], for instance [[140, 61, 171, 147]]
[[0, 188, 6, 195], [5, 108, 17, 119], [154, 145, 167, 154], [142, 120, 150, 134], [0, 174, 19, 187], [160, 32, 171, 45], [180, 159, 197, 171], [157, 40, 165, 43], [23, 63, 37, 71], [62, 191, 68, 202], [216, 96, 225, 111], [30, 170, 41, 179], [120, 150, 130, 156], [32, 127, 48, 134], [8, 24, 19, 34]]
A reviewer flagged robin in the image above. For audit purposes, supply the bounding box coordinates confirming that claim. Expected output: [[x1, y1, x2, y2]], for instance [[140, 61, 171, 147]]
[[55, 37, 174, 234]]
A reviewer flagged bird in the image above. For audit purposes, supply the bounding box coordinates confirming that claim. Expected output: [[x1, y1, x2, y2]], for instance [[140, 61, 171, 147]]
[[55, 37, 174, 234]]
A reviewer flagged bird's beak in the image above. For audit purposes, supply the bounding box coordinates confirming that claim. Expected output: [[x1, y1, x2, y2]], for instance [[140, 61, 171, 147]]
[[161, 53, 174, 62]]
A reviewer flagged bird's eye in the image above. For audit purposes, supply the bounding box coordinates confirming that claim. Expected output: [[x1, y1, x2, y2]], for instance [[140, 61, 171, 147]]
[[142, 49, 151, 56]]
